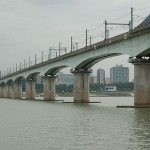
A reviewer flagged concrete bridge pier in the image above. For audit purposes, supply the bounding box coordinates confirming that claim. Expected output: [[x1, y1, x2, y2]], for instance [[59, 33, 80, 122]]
[[2, 84, 7, 98], [14, 81, 22, 99], [71, 69, 92, 102], [0, 86, 3, 98], [5, 84, 9, 98], [8, 83, 14, 98], [0, 86, 1, 97], [43, 75, 57, 101], [133, 58, 150, 106], [26, 79, 36, 100]]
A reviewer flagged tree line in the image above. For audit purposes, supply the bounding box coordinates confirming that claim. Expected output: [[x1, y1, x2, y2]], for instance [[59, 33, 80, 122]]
[[90, 82, 134, 92], [22, 80, 134, 93]]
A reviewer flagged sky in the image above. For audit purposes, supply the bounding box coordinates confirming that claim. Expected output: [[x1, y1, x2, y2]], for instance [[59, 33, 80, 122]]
[[0, 0, 150, 81]]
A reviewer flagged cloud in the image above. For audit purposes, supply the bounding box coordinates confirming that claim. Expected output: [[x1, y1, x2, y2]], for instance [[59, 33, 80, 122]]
[[28, 0, 78, 9]]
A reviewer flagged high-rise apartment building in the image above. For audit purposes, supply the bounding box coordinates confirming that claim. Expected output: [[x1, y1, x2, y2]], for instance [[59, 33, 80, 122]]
[[97, 68, 105, 84], [110, 65, 129, 83]]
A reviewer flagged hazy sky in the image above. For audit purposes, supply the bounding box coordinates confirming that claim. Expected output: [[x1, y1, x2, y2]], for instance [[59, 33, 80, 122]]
[[0, 0, 150, 81]]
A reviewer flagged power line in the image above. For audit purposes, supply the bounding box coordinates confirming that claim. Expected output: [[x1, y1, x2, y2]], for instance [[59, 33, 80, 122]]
[[73, 32, 86, 39], [88, 23, 104, 32], [109, 12, 130, 23], [135, 6, 150, 11]]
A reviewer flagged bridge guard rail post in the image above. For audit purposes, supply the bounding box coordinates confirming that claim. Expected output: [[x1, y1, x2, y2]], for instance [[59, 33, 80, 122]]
[[71, 69, 93, 102], [131, 58, 150, 106], [26, 79, 36, 100], [43, 75, 57, 101]]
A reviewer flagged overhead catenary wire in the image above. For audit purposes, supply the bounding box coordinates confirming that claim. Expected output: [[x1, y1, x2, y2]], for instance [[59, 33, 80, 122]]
[[135, 6, 150, 11], [68, 8, 137, 48], [72, 11, 131, 40], [109, 12, 131, 23], [72, 32, 86, 39], [88, 23, 104, 32]]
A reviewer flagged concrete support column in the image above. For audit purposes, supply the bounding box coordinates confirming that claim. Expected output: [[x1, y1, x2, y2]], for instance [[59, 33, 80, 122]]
[[5, 85, 9, 98], [71, 69, 92, 102], [14, 81, 22, 99], [2, 85, 6, 98], [8, 83, 14, 98], [43, 75, 57, 101], [26, 79, 36, 100], [133, 58, 150, 106], [0, 86, 3, 98]]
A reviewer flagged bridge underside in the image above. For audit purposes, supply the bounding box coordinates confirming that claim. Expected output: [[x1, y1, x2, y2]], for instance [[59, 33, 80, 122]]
[[75, 53, 121, 69], [136, 48, 150, 58], [45, 66, 67, 76]]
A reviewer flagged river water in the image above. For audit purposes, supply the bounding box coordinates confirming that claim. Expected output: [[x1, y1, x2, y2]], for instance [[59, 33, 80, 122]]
[[0, 97, 150, 150]]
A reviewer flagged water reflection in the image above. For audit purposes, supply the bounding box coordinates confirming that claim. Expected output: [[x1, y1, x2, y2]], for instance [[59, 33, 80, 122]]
[[129, 109, 150, 150]]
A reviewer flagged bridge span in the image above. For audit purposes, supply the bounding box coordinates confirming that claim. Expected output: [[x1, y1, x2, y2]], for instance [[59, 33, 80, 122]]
[[0, 15, 150, 106]]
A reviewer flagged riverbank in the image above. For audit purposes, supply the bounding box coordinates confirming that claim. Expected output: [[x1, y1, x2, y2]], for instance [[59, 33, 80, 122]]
[[56, 91, 134, 97]]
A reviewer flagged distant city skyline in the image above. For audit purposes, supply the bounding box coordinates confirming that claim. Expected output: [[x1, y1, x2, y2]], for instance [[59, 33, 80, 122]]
[[55, 64, 131, 85], [62, 59, 133, 82], [91, 55, 133, 81]]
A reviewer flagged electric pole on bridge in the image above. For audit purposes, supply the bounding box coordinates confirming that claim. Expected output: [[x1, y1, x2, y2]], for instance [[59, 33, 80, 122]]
[[86, 29, 88, 47], [71, 36, 73, 52], [48, 43, 67, 59], [105, 7, 134, 39], [131, 7, 134, 30]]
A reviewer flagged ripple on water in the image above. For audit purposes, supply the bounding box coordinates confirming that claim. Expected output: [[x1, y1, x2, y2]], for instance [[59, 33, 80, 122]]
[[0, 97, 150, 150]]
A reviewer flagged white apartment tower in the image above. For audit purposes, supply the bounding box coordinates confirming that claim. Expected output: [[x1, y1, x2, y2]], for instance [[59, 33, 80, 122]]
[[97, 68, 105, 84], [110, 65, 129, 83]]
